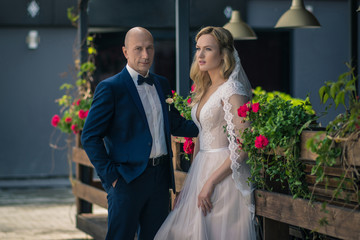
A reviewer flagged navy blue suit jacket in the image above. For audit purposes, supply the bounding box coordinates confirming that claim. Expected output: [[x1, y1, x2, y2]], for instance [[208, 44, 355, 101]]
[[81, 67, 198, 192]]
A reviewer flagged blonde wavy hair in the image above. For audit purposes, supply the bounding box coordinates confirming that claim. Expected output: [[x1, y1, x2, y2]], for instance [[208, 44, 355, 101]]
[[190, 26, 235, 106]]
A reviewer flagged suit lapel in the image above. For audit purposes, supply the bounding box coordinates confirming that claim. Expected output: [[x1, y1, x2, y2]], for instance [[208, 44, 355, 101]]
[[122, 69, 148, 125]]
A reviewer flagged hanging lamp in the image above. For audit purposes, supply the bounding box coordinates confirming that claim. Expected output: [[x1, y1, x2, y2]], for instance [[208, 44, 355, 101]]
[[223, 10, 257, 40], [275, 0, 320, 28]]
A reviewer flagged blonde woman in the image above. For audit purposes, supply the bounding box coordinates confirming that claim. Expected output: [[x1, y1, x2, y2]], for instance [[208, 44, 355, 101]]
[[155, 26, 256, 239]]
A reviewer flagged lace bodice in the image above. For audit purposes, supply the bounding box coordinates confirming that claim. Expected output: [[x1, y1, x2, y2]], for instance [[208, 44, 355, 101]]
[[191, 78, 255, 217], [191, 79, 249, 151]]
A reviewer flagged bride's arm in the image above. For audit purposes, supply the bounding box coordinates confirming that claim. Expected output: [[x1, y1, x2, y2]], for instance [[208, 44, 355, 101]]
[[197, 94, 249, 216]]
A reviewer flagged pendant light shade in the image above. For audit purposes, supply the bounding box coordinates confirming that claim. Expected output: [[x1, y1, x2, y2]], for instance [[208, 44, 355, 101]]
[[275, 0, 320, 28], [223, 10, 257, 40]]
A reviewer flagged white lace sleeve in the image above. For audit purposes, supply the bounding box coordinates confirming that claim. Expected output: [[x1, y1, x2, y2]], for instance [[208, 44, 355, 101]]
[[222, 80, 255, 217]]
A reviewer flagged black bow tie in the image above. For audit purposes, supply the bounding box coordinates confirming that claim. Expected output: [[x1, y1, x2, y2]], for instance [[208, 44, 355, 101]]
[[137, 75, 154, 86]]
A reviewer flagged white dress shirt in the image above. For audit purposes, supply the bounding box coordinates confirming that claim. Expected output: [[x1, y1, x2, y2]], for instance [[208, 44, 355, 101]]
[[126, 65, 167, 158]]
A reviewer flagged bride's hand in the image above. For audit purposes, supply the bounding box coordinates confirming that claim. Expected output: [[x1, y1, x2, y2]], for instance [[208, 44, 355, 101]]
[[197, 181, 215, 216]]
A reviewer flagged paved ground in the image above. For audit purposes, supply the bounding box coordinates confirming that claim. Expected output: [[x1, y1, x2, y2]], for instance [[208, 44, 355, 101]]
[[0, 179, 107, 240]]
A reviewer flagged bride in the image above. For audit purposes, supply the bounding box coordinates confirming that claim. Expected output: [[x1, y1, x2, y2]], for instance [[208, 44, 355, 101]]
[[155, 26, 256, 240]]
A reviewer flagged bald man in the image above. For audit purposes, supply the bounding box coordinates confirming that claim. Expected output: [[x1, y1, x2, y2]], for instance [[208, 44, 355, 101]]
[[81, 27, 198, 240]]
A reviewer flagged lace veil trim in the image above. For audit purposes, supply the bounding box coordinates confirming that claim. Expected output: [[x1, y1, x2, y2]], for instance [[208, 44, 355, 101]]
[[221, 50, 255, 217]]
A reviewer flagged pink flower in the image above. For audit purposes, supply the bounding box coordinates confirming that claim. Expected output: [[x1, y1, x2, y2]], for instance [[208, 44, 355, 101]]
[[76, 99, 81, 106], [191, 84, 196, 92], [65, 117, 72, 123], [78, 109, 88, 119], [183, 137, 194, 154], [187, 97, 192, 105], [71, 124, 79, 134], [51, 115, 60, 127], [238, 103, 251, 117], [252, 102, 260, 113], [171, 90, 175, 96], [254, 135, 269, 149]]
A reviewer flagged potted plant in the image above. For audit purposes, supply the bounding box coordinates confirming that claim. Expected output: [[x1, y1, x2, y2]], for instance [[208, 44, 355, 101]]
[[238, 87, 316, 199], [166, 87, 195, 168], [306, 64, 360, 208], [51, 36, 96, 144]]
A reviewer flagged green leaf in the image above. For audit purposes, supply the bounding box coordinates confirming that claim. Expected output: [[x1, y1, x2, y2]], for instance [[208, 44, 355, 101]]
[[59, 83, 73, 90], [334, 90, 345, 108], [323, 93, 329, 104], [330, 84, 339, 99], [319, 86, 327, 102], [345, 85, 356, 92]]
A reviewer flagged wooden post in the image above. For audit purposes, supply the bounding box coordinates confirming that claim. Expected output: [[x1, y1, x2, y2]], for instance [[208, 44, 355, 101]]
[[77, 0, 92, 215], [263, 218, 289, 240], [350, 0, 359, 94], [175, 0, 190, 96]]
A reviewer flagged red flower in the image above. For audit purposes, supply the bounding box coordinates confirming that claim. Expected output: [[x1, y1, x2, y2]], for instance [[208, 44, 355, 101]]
[[237, 138, 243, 149], [252, 102, 260, 113], [191, 84, 196, 92], [187, 97, 192, 105], [71, 124, 79, 134], [255, 135, 269, 149], [78, 109, 88, 119], [65, 117, 72, 123], [51, 115, 60, 127], [238, 103, 251, 117], [183, 137, 194, 154], [76, 99, 81, 106], [171, 90, 175, 96]]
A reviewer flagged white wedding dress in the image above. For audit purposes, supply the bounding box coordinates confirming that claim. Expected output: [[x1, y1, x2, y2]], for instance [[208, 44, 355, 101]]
[[154, 75, 257, 240]]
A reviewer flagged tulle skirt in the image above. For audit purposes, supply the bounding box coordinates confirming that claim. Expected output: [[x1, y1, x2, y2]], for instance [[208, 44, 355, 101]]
[[154, 148, 256, 240]]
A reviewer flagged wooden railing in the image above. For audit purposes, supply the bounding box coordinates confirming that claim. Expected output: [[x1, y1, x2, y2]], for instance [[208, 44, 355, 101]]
[[72, 131, 360, 240]]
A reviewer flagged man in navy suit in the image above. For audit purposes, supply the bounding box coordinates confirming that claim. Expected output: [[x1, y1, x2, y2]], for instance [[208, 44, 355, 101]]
[[81, 27, 198, 240]]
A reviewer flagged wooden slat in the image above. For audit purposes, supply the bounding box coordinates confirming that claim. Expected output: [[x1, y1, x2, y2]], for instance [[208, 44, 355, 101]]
[[300, 131, 360, 167], [76, 213, 107, 240], [308, 186, 359, 203], [305, 175, 354, 190], [72, 147, 94, 168], [303, 164, 354, 178], [313, 195, 360, 209], [72, 179, 108, 209], [171, 136, 182, 170], [346, 139, 360, 167], [300, 130, 325, 160], [174, 170, 187, 191], [255, 190, 360, 240]]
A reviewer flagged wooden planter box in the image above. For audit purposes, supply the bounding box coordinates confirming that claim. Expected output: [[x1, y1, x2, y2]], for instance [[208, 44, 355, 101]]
[[300, 131, 360, 209], [171, 131, 360, 240]]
